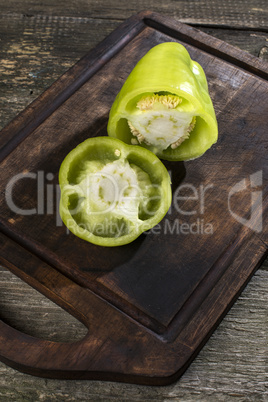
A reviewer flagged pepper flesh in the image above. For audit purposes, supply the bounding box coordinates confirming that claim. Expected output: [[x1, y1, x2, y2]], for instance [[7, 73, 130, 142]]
[[59, 137, 172, 247], [107, 42, 218, 161]]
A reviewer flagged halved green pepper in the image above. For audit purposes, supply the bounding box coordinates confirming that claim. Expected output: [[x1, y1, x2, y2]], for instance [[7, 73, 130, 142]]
[[59, 137, 172, 247], [107, 42, 218, 161]]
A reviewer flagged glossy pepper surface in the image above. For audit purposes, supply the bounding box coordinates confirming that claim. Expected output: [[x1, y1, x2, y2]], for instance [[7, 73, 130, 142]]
[[107, 42, 218, 161], [59, 137, 172, 247]]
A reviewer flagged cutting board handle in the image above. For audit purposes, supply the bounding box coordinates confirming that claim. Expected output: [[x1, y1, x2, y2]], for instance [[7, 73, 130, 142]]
[[0, 233, 179, 384], [0, 232, 111, 378], [1, 232, 168, 382], [0, 318, 94, 378]]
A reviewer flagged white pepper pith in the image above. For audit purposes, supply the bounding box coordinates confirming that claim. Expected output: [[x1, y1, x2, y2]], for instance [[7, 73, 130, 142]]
[[128, 94, 196, 151]]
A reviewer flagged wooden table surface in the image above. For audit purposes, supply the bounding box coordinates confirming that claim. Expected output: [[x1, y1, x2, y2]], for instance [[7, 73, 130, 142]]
[[0, 1, 267, 400]]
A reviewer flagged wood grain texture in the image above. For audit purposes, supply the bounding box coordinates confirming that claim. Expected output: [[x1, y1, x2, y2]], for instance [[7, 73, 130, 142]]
[[1, 15, 268, 132], [1, 0, 268, 29], [0, 13, 121, 132], [1, 9, 268, 131], [0, 265, 267, 400], [0, 266, 88, 343], [0, 2, 267, 398]]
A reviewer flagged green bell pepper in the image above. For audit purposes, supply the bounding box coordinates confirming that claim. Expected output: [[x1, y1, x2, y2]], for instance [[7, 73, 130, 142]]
[[59, 137, 172, 247], [107, 42, 218, 161]]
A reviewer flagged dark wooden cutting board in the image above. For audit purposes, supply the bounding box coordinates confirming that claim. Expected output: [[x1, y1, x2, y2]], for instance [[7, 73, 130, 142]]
[[0, 11, 267, 385]]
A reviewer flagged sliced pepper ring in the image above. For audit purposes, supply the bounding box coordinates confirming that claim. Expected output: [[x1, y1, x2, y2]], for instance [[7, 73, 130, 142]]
[[59, 137, 172, 247], [107, 42, 218, 161]]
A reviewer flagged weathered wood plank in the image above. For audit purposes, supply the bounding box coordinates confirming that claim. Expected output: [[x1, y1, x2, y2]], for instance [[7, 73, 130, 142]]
[[0, 14, 120, 131], [0, 265, 267, 400], [1, 13, 268, 131], [1, 0, 268, 29], [201, 28, 268, 59]]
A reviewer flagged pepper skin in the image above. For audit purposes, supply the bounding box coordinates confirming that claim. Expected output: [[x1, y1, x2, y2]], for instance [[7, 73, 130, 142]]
[[107, 42, 218, 161], [59, 137, 172, 247]]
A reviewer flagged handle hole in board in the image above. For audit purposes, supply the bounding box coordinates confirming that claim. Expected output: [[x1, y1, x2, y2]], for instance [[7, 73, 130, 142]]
[[0, 265, 88, 342]]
